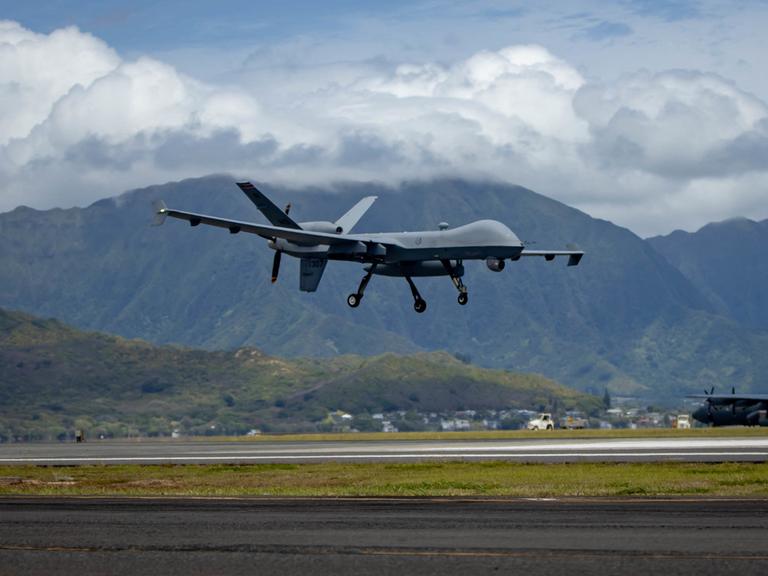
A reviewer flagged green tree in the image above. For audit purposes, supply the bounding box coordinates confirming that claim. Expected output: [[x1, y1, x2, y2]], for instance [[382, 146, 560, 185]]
[[603, 387, 611, 409]]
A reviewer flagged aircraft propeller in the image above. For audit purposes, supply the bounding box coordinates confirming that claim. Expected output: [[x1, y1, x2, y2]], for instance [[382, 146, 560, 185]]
[[271, 203, 291, 283], [703, 386, 716, 418]]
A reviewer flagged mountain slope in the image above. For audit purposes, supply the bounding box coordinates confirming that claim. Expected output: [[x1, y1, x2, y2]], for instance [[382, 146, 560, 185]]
[[648, 218, 768, 331], [0, 308, 598, 440], [1, 175, 765, 396]]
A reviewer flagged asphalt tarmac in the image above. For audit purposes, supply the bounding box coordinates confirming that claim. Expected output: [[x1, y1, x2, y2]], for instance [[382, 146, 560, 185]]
[[1, 436, 768, 464], [1, 497, 767, 575]]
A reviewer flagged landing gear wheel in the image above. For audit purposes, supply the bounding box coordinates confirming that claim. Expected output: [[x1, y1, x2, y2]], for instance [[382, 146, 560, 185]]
[[347, 293, 361, 308], [457, 292, 468, 306], [413, 299, 427, 313]]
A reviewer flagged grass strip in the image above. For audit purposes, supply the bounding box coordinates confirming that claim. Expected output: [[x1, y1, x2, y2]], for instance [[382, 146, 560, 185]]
[[1, 461, 767, 498]]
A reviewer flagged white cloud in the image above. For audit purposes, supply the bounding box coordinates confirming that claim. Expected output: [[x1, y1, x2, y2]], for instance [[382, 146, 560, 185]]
[[575, 70, 767, 176], [1, 20, 767, 236], [0, 21, 119, 145]]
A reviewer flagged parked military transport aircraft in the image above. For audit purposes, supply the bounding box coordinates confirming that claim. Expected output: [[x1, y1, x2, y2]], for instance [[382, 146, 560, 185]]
[[153, 182, 584, 312], [689, 388, 768, 426]]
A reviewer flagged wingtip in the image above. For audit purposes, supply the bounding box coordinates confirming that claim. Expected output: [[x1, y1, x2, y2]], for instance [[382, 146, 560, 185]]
[[151, 200, 168, 226]]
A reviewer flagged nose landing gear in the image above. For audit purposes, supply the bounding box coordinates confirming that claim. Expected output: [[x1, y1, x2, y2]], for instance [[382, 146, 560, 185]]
[[442, 259, 468, 306]]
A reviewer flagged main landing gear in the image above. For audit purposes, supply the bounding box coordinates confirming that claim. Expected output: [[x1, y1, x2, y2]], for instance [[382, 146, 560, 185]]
[[347, 264, 376, 308], [345, 260, 469, 313]]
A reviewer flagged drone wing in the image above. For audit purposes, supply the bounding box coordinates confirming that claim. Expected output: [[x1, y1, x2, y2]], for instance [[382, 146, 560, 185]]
[[520, 249, 584, 266], [156, 205, 358, 246]]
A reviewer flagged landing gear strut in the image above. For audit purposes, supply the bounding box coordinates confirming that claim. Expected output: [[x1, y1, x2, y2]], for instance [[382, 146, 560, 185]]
[[405, 276, 427, 313], [347, 264, 377, 308], [441, 260, 468, 306]]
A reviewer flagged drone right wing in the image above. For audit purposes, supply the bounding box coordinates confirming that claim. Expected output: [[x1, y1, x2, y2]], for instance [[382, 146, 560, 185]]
[[520, 249, 584, 266]]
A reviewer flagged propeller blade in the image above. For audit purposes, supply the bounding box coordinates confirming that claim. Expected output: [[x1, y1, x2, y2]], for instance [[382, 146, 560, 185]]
[[284, 203, 291, 215], [710, 386, 715, 395], [271, 250, 282, 284]]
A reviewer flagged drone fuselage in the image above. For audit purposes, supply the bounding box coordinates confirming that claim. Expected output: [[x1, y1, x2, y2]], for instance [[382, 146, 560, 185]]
[[275, 219, 523, 275]]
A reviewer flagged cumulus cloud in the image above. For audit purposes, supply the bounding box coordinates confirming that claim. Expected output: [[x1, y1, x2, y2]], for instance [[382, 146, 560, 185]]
[[1, 20, 767, 236], [0, 21, 119, 145], [575, 70, 767, 177]]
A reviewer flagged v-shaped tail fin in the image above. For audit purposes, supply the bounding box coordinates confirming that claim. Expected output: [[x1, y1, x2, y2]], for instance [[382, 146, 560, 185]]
[[237, 182, 302, 230], [335, 196, 377, 233]]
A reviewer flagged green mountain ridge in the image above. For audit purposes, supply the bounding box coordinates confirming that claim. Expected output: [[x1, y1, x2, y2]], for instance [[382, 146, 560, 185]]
[[648, 218, 768, 331], [1, 175, 766, 397], [0, 307, 599, 441]]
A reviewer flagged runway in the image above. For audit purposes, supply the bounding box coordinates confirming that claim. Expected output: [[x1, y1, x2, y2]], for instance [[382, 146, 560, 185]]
[[2, 496, 768, 575], [1, 436, 768, 464]]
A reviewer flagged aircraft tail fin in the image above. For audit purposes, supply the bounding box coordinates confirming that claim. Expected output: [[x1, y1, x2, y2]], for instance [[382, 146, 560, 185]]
[[335, 196, 377, 233], [237, 181, 302, 230], [299, 257, 328, 292]]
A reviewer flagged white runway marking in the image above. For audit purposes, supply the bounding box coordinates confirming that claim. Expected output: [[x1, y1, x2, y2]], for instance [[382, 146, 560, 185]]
[[2, 437, 767, 463], [171, 438, 768, 455], [3, 452, 768, 463]]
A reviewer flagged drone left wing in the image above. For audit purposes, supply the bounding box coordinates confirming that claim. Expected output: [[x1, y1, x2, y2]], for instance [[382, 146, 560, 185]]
[[521, 249, 584, 266], [155, 204, 358, 246]]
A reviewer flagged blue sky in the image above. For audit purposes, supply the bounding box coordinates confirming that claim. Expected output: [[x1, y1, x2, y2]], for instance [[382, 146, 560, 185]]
[[1, 0, 767, 235], [5, 1, 763, 89]]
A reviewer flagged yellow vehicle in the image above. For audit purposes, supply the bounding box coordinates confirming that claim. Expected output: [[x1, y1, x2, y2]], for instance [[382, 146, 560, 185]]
[[563, 415, 588, 429]]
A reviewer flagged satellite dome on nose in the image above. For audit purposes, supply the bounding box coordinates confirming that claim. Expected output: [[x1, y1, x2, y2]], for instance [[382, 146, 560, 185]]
[[438, 222, 449, 230]]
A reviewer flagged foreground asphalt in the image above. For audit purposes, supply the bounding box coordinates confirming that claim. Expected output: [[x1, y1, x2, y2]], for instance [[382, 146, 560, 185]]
[[1, 497, 767, 575], [1, 436, 768, 464]]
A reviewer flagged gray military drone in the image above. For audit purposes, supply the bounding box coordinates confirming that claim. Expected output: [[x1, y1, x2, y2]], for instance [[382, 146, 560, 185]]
[[154, 182, 584, 313]]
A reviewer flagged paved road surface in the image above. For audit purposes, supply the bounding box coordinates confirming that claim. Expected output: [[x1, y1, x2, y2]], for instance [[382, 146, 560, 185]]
[[1, 436, 767, 464], [1, 497, 767, 575]]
